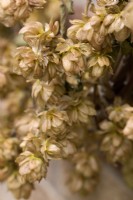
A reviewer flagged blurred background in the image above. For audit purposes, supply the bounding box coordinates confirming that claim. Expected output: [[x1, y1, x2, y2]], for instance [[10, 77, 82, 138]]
[[1, 161, 133, 200]]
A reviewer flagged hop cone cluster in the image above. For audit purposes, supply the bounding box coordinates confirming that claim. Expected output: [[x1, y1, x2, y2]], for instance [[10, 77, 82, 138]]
[[1, 0, 133, 199]]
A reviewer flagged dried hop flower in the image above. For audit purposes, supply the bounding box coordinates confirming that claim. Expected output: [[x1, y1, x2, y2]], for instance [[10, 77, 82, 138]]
[[39, 108, 69, 137], [7, 172, 33, 199], [16, 151, 47, 182]]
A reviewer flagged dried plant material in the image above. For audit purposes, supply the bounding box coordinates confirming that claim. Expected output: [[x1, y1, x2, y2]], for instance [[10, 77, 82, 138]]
[[1, 0, 133, 199], [0, 0, 46, 27], [16, 151, 47, 182]]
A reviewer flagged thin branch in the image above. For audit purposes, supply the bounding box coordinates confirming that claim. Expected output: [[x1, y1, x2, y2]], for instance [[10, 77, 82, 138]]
[[84, 0, 91, 16]]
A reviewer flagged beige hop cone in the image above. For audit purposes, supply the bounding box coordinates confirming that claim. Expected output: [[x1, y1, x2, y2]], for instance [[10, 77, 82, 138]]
[[56, 39, 91, 74], [41, 138, 63, 161], [0, 136, 19, 161], [100, 121, 133, 163], [67, 98, 96, 124], [7, 172, 34, 199], [68, 149, 99, 194], [32, 79, 54, 102], [108, 104, 133, 123], [20, 21, 59, 46], [14, 46, 43, 79], [0, 0, 46, 27], [68, 171, 98, 195], [0, 0, 29, 27], [74, 153, 99, 178], [20, 132, 42, 153], [39, 108, 69, 138], [15, 112, 40, 137], [87, 53, 111, 78], [16, 151, 48, 182], [67, 16, 102, 43]]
